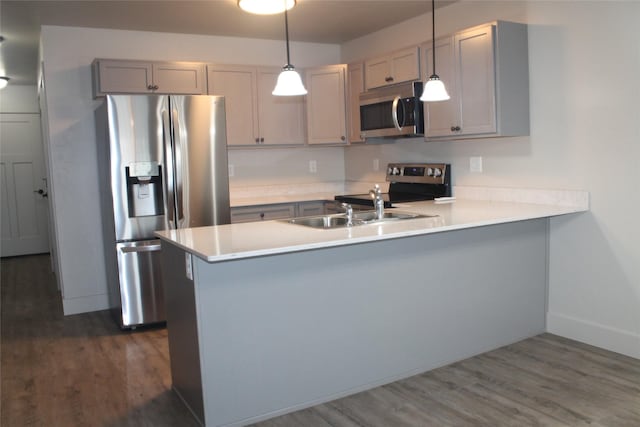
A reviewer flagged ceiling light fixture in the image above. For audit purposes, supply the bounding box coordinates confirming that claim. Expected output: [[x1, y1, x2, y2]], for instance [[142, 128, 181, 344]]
[[272, 6, 307, 96], [0, 77, 9, 90], [420, 0, 450, 102], [238, 0, 295, 15]]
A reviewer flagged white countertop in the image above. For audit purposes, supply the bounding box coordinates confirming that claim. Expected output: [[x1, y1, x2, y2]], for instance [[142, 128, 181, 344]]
[[156, 196, 588, 263]]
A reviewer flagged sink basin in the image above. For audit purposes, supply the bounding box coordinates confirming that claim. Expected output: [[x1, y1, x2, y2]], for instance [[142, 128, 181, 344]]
[[354, 211, 429, 222], [285, 211, 436, 229], [287, 214, 363, 229]]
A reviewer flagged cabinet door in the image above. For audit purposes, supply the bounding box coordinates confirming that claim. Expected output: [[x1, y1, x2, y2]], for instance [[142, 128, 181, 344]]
[[96, 60, 153, 95], [207, 65, 260, 146], [305, 65, 347, 145], [347, 62, 365, 143], [423, 37, 458, 138], [153, 62, 206, 95], [364, 57, 392, 90], [455, 25, 496, 135], [364, 46, 420, 90], [256, 68, 306, 145], [390, 46, 420, 84]]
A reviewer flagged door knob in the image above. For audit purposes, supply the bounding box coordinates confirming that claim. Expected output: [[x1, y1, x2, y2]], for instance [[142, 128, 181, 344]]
[[34, 189, 48, 198]]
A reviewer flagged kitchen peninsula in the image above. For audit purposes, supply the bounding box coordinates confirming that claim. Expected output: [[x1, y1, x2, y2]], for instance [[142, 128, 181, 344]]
[[156, 188, 588, 427]]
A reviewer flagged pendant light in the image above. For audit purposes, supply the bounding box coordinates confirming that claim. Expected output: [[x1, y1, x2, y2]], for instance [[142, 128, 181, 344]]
[[420, 0, 450, 102], [238, 0, 295, 15], [272, 7, 307, 96]]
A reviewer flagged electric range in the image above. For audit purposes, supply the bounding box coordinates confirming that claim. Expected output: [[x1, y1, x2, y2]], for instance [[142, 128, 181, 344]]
[[335, 163, 451, 208]]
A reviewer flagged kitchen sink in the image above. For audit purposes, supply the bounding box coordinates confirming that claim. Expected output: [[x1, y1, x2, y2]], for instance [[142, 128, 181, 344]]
[[353, 211, 429, 222], [287, 214, 364, 229], [285, 211, 436, 229]]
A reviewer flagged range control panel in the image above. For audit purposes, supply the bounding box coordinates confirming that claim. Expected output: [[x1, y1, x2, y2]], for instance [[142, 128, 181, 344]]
[[385, 163, 448, 184]]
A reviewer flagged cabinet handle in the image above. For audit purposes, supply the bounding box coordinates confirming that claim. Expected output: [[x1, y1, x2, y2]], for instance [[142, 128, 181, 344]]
[[147, 84, 154, 90], [385, 76, 394, 82], [260, 213, 265, 220], [153, 85, 159, 90], [341, 136, 346, 141], [260, 137, 265, 143], [451, 126, 461, 132], [255, 138, 260, 144]]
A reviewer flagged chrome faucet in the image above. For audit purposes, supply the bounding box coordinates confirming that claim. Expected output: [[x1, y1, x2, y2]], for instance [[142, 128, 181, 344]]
[[370, 184, 384, 220], [340, 202, 354, 226]]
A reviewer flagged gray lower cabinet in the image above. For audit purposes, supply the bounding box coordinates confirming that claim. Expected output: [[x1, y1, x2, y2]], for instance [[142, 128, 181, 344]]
[[297, 201, 327, 217], [231, 201, 337, 224]]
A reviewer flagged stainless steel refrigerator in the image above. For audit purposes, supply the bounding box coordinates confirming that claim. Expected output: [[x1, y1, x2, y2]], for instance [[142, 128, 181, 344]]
[[97, 94, 230, 329]]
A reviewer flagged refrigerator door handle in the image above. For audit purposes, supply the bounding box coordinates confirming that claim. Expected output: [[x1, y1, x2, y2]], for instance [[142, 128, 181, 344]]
[[172, 108, 185, 223], [119, 243, 162, 253], [162, 108, 176, 228]]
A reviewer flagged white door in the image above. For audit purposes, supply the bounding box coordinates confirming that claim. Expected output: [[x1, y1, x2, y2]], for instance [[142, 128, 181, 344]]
[[0, 113, 50, 257]]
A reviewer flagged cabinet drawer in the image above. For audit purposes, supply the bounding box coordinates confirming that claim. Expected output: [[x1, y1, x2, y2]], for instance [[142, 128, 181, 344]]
[[297, 201, 326, 217], [231, 204, 296, 223]]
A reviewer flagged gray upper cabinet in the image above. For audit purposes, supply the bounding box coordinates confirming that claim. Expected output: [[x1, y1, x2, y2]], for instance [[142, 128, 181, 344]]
[[92, 59, 206, 97], [423, 21, 530, 140], [364, 46, 420, 90], [207, 65, 306, 146], [305, 64, 348, 145]]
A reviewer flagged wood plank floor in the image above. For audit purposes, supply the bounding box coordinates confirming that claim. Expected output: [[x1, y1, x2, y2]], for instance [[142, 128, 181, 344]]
[[2, 255, 639, 426]]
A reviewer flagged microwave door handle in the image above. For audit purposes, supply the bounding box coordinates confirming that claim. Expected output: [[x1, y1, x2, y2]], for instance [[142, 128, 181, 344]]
[[391, 96, 402, 131]]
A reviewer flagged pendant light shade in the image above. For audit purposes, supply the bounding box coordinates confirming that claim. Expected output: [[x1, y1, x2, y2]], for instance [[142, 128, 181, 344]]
[[272, 8, 307, 96], [273, 65, 307, 96], [238, 0, 295, 15], [0, 77, 9, 90], [420, 0, 450, 102], [421, 75, 449, 102]]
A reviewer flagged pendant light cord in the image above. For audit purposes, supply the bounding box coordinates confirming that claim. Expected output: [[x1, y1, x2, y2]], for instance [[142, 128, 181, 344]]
[[431, 0, 436, 77], [285, 9, 291, 66]]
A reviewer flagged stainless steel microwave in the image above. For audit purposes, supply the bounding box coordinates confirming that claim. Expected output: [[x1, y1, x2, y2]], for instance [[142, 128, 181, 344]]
[[359, 81, 424, 139]]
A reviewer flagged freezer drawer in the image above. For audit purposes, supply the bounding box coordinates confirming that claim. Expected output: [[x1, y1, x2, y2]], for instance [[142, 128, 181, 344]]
[[115, 239, 166, 328]]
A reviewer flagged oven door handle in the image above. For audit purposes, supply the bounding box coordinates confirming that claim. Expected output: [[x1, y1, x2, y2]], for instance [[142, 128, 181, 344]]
[[391, 96, 403, 131]]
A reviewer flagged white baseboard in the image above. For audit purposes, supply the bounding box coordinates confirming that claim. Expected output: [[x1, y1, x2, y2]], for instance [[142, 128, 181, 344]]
[[62, 293, 111, 315], [547, 312, 640, 359]]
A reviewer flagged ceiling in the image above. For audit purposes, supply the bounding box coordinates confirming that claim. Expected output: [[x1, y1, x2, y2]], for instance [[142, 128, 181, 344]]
[[0, 0, 454, 86]]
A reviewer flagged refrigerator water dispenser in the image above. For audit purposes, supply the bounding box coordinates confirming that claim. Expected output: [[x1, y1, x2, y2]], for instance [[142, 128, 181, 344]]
[[126, 163, 164, 217]]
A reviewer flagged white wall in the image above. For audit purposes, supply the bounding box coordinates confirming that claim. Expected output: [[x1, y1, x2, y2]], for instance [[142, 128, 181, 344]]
[[40, 25, 341, 314], [342, 1, 640, 358]]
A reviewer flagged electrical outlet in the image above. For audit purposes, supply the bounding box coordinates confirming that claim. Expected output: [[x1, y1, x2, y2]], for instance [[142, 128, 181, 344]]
[[185, 252, 193, 281], [470, 157, 483, 173], [228, 164, 235, 177], [309, 160, 317, 173], [373, 158, 380, 171]]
